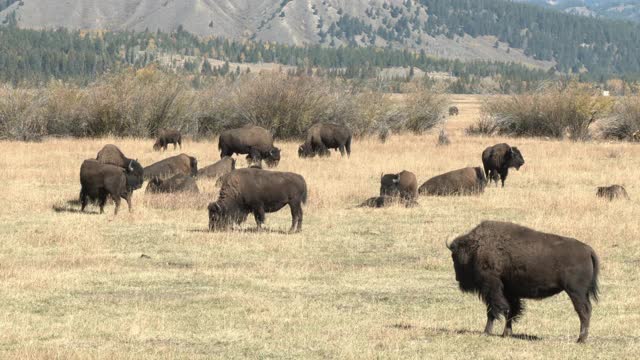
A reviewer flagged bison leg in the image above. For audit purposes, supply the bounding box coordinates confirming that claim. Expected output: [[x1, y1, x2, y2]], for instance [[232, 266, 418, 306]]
[[503, 296, 523, 337], [124, 193, 133, 213], [338, 145, 346, 157], [481, 277, 510, 335], [80, 190, 88, 212], [567, 290, 592, 343], [173, 142, 177, 150], [253, 207, 266, 231], [98, 193, 107, 214], [499, 169, 509, 188], [289, 202, 303, 233], [112, 196, 121, 216]]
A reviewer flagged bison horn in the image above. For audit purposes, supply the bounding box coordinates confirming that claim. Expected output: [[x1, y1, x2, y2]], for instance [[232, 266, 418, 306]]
[[128, 160, 134, 172], [445, 239, 452, 250]]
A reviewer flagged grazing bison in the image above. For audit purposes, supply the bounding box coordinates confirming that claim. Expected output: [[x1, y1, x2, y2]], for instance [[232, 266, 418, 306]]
[[198, 156, 236, 179], [447, 221, 599, 343], [298, 123, 352, 158], [146, 174, 199, 194], [358, 195, 418, 208], [218, 125, 280, 167], [80, 159, 143, 215], [153, 129, 182, 151], [419, 167, 486, 196], [449, 106, 459, 116], [380, 170, 418, 200], [208, 168, 307, 233], [482, 143, 525, 187], [596, 185, 629, 200], [144, 154, 198, 180], [95, 144, 144, 182]]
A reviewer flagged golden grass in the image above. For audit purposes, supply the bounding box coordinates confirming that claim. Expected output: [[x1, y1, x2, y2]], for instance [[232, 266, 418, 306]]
[[0, 96, 639, 358]]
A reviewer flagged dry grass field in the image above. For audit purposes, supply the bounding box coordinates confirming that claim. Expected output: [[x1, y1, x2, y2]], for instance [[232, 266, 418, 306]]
[[1, 95, 639, 358]]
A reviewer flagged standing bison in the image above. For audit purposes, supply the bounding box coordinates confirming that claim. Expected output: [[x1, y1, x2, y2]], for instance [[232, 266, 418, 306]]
[[449, 106, 459, 116], [80, 159, 143, 215], [298, 123, 352, 158], [96, 144, 144, 183], [218, 125, 280, 167], [482, 143, 525, 187], [146, 174, 199, 194], [153, 129, 182, 151], [447, 221, 599, 343], [198, 156, 236, 179], [380, 170, 418, 200], [144, 154, 198, 180], [208, 168, 307, 233], [418, 167, 486, 196]]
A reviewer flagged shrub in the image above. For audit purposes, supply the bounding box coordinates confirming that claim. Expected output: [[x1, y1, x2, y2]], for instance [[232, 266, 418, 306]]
[[403, 91, 449, 134], [601, 96, 640, 140], [0, 86, 47, 140]]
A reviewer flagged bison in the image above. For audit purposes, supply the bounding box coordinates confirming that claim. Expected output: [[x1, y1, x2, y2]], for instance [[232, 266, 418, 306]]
[[95, 144, 144, 182], [144, 154, 198, 180], [146, 174, 199, 194], [447, 221, 599, 343], [80, 159, 143, 215], [418, 167, 486, 196], [298, 123, 352, 158], [596, 185, 629, 200], [449, 106, 459, 116], [482, 143, 525, 187], [208, 168, 307, 233], [358, 195, 418, 208], [218, 125, 280, 167], [198, 156, 236, 179], [153, 129, 182, 151], [380, 170, 418, 200]]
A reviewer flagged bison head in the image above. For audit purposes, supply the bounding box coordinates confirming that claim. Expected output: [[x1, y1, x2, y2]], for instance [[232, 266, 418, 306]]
[[189, 157, 198, 177], [508, 147, 525, 170], [446, 236, 478, 292], [298, 143, 315, 158], [146, 177, 163, 193], [208, 202, 228, 231], [265, 147, 281, 168], [126, 160, 144, 190], [379, 173, 401, 197]]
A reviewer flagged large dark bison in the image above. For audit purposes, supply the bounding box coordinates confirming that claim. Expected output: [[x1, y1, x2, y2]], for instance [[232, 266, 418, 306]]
[[482, 143, 525, 187], [144, 154, 198, 180], [380, 170, 418, 200], [447, 221, 599, 343], [95, 144, 144, 182], [596, 185, 629, 200], [198, 156, 236, 179], [153, 129, 182, 151], [218, 125, 280, 167], [80, 159, 143, 215], [418, 167, 486, 196], [146, 174, 199, 194], [208, 168, 307, 233], [449, 106, 459, 116], [298, 123, 352, 158], [358, 195, 418, 208]]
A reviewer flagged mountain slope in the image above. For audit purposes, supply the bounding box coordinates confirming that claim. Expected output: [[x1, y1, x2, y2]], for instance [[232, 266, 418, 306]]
[[520, 0, 640, 22]]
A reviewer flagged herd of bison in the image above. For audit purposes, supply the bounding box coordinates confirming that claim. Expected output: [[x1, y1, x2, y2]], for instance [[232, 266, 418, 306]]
[[76, 121, 632, 344]]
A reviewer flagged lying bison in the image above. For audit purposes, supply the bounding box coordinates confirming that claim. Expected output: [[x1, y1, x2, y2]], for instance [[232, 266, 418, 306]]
[[198, 156, 236, 179], [218, 125, 280, 167], [596, 185, 629, 200], [153, 129, 182, 151], [146, 174, 199, 194], [482, 143, 525, 187], [80, 159, 143, 215], [144, 154, 198, 180], [380, 170, 418, 200], [298, 123, 352, 158], [449, 106, 459, 116], [418, 167, 486, 196], [208, 168, 307, 233], [96, 144, 144, 182], [447, 221, 599, 343], [358, 195, 418, 208]]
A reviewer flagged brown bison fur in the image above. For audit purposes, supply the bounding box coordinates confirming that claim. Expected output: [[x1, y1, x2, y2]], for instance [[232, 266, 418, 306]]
[[633, 130, 640, 142], [80, 159, 143, 215], [482, 143, 525, 187], [596, 185, 629, 200], [218, 125, 280, 167], [418, 167, 487, 196], [144, 154, 198, 180], [208, 168, 307, 233], [153, 129, 182, 151], [96, 144, 144, 181], [298, 123, 352, 158], [198, 156, 236, 179], [146, 174, 199, 194], [380, 170, 418, 200], [358, 195, 418, 208], [449, 106, 459, 116], [447, 221, 599, 343]]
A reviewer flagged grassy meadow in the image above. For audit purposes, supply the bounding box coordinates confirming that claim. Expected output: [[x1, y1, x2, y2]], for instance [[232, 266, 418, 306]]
[[0, 95, 639, 358]]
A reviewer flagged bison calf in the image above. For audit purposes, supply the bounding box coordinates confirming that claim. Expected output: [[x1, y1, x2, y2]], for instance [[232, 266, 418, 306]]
[[208, 168, 307, 233], [419, 167, 486, 196], [146, 174, 199, 194], [596, 185, 629, 200], [380, 170, 418, 200], [153, 129, 182, 151], [80, 160, 143, 215], [482, 143, 525, 187], [447, 221, 599, 343]]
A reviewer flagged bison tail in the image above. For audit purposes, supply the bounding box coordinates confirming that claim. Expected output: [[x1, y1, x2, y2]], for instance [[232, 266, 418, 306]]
[[588, 252, 600, 303]]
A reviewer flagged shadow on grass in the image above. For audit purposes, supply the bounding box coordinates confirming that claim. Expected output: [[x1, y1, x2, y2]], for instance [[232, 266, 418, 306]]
[[187, 227, 293, 235], [427, 327, 541, 341], [52, 200, 100, 215]]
